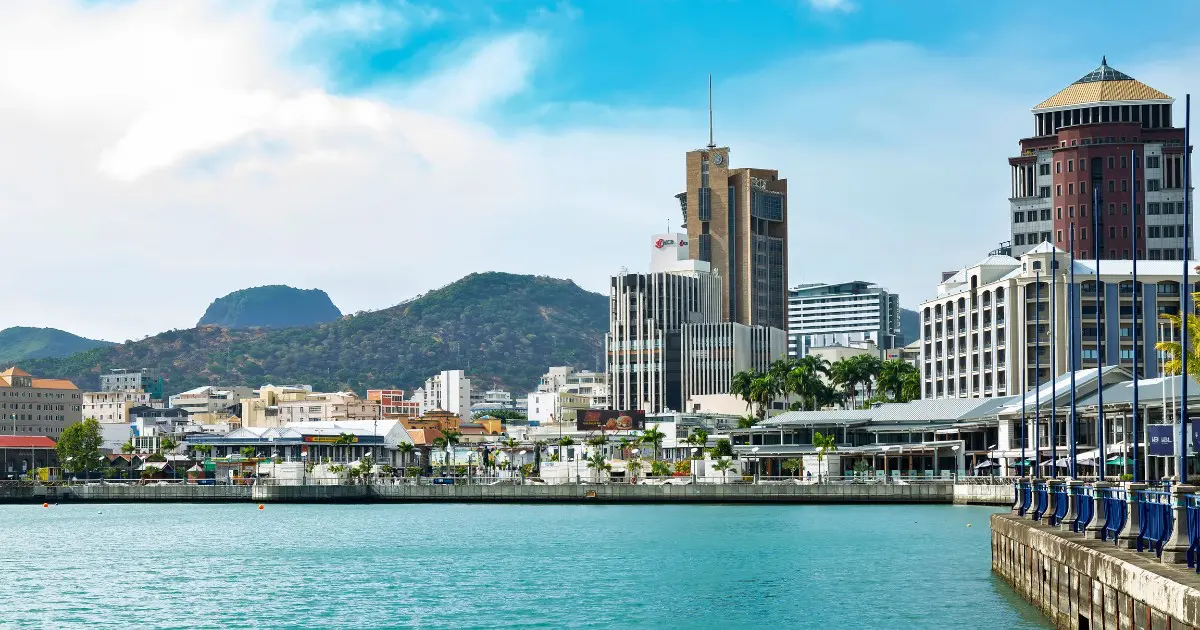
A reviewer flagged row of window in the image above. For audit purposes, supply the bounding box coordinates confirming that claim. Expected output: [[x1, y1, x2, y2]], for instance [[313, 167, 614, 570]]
[[0, 391, 78, 399], [0, 403, 73, 411]]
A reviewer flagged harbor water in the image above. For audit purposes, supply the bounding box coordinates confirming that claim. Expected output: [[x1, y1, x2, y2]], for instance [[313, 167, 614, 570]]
[[0, 503, 1047, 628]]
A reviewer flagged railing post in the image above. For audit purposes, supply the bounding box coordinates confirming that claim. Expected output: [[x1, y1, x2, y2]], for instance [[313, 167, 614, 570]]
[[1047, 479, 1063, 524], [1087, 482, 1111, 539], [1012, 476, 1025, 514], [1119, 482, 1147, 549], [1062, 480, 1081, 532], [1161, 484, 1197, 564]]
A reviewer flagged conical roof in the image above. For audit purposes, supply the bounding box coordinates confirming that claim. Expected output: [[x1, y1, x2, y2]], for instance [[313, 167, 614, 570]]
[[1034, 57, 1170, 111], [0, 367, 30, 377]]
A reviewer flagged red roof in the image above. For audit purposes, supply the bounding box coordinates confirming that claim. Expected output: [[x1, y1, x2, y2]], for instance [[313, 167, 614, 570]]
[[0, 435, 56, 448]]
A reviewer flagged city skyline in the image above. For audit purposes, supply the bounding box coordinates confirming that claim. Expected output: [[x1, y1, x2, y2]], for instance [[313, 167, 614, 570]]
[[3, 1, 1200, 342]]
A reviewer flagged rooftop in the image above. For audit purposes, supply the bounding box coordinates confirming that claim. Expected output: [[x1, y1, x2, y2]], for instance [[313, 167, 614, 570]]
[[1034, 58, 1171, 111]]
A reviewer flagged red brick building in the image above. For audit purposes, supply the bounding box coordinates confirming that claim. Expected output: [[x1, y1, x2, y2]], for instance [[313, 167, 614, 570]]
[[1009, 58, 1191, 262]]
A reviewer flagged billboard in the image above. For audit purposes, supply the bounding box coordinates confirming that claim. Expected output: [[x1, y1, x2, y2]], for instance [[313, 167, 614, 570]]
[[576, 410, 646, 432], [1147, 424, 1175, 457]]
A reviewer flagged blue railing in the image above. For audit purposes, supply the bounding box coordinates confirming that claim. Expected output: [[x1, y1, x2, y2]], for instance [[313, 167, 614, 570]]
[[1073, 485, 1094, 533], [1032, 482, 1049, 521], [1137, 490, 1173, 558], [1187, 495, 1200, 573], [1018, 481, 1032, 516], [1049, 483, 1069, 526], [1100, 487, 1127, 543]]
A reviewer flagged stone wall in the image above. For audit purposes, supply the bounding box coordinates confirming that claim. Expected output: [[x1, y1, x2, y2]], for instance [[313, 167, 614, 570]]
[[991, 513, 1200, 629]]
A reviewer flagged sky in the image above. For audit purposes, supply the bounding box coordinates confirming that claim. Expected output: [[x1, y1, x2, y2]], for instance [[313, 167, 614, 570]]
[[3, 0, 1200, 342]]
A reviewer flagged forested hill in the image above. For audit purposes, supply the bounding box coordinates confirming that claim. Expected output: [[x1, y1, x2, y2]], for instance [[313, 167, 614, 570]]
[[197, 285, 342, 328], [0, 327, 113, 364], [22, 273, 608, 395]]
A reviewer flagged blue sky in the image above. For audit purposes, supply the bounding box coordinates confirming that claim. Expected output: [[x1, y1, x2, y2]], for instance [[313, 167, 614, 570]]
[[2, 0, 1200, 340]]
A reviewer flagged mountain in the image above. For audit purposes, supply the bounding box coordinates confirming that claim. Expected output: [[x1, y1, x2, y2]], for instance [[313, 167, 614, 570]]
[[198, 285, 342, 329], [23, 273, 607, 395], [0, 327, 113, 364], [899, 308, 920, 347]]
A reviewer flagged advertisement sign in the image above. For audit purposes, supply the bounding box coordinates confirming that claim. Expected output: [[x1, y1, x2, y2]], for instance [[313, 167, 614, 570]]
[[303, 435, 357, 444], [1147, 424, 1174, 457], [576, 409, 646, 432]]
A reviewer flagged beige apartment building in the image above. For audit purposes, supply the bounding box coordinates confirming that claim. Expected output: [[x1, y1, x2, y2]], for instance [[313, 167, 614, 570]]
[[82, 390, 152, 424], [240, 386, 380, 428], [0, 366, 82, 437]]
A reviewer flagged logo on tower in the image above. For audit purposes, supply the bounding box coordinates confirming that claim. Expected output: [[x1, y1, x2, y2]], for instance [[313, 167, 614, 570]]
[[712, 152, 725, 166]]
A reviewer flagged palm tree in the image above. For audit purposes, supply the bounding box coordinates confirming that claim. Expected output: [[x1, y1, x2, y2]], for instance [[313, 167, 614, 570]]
[[854, 354, 883, 402], [120, 442, 134, 454], [650, 459, 672, 477], [396, 442, 414, 474], [730, 370, 758, 416], [813, 431, 838, 483], [1157, 297, 1200, 374], [640, 426, 665, 461], [685, 429, 709, 456], [899, 369, 921, 403], [736, 415, 759, 429], [239, 446, 257, 459], [586, 451, 610, 483], [748, 374, 779, 419], [830, 358, 862, 409], [877, 358, 920, 403], [626, 456, 643, 483], [712, 459, 735, 484]]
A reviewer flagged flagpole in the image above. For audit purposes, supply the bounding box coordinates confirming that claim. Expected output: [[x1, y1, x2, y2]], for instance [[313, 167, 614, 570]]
[[1051, 255, 1058, 477], [1181, 93, 1192, 484], [1070, 226, 1078, 479], [1131, 147, 1140, 482], [1035, 268, 1042, 477], [1021, 277, 1028, 477], [1095, 173, 1105, 481]]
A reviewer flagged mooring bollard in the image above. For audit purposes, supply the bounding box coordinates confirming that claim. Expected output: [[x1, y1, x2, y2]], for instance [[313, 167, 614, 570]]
[[1118, 482, 1147, 549], [1087, 481, 1111, 539], [1061, 480, 1081, 533], [1160, 484, 1196, 564]]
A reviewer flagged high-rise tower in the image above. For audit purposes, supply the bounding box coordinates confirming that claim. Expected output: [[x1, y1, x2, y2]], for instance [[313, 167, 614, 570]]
[[679, 147, 788, 329], [1008, 58, 1191, 260]]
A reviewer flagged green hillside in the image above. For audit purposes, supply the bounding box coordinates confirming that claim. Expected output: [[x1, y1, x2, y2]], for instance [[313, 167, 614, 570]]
[[198, 285, 342, 329], [23, 273, 607, 395], [0, 327, 113, 364]]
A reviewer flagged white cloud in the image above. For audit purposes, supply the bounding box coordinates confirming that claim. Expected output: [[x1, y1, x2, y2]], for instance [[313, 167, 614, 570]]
[[807, 0, 855, 13], [1, 0, 1198, 344]]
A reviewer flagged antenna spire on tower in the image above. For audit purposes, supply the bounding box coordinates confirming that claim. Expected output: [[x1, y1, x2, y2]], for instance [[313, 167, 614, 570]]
[[707, 74, 715, 149]]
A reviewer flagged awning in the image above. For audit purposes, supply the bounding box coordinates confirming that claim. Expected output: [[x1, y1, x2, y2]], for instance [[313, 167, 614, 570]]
[[1106, 456, 1134, 465]]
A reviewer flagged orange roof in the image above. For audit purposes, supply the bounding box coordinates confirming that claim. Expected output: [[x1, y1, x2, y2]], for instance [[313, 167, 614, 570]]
[[0, 367, 30, 377], [29, 378, 79, 390], [0, 435, 55, 448], [1034, 59, 1170, 111], [406, 428, 444, 446]]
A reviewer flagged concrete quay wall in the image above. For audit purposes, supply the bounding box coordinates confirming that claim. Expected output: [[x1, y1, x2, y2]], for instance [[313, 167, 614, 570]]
[[992, 513, 1200, 629], [0, 481, 1016, 504]]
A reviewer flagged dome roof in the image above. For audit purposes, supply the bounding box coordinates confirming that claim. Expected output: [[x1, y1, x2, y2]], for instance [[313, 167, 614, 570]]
[[1033, 57, 1171, 111]]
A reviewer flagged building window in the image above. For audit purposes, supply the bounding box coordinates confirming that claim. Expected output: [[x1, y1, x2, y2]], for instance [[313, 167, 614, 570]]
[[1147, 156, 1161, 168], [1014, 212, 1024, 223], [1056, 184, 1062, 197], [1149, 202, 1161, 215], [1040, 208, 1050, 221], [1056, 207, 1062, 220], [1122, 203, 1128, 215], [1147, 179, 1161, 191], [1164, 226, 1176, 238], [1080, 204, 1087, 217], [1081, 227, 1087, 240], [1040, 163, 1050, 176], [1057, 229, 1063, 243], [1109, 180, 1115, 193], [1027, 210, 1037, 222], [1109, 203, 1115, 215], [1164, 202, 1175, 215], [1109, 226, 1116, 239], [1056, 161, 1061, 174], [1122, 226, 1128, 238], [1068, 160, 1074, 173], [1121, 156, 1128, 169], [1040, 186, 1051, 198], [1014, 234, 1025, 245], [1069, 205, 1075, 217], [1121, 180, 1128, 192], [1068, 183, 1074, 195], [1108, 157, 1114, 169]]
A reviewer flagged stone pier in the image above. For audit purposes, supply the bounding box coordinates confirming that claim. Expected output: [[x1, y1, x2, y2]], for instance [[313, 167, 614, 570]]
[[992, 512, 1200, 629]]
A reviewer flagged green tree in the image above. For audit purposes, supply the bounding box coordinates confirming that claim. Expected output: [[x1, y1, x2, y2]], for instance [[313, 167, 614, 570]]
[[57, 419, 104, 477], [472, 409, 527, 421], [748, 374, 780, 419], [334, 433, 356, 446], [712, 459, 735, 483], [640, 426, 665, 461], [1157, 295, 1200, 375], [192, 444, 212, 457], [730, 370, 758, 416], [120, 441, 135, 454], [626, 455, 643, 483], [397, 442, 415, 473], [686, 429, 709, 456], [735, 415, 759, 429], [878, 359, 921, 403], [813, 431, 838, 483], [159, 437, 179, 454], [650, 460, 672, 476], [240, 446, 257, 459], [782, 458, 802, 477], [708, 438, 734, 459], [586, 451, 610, 482]]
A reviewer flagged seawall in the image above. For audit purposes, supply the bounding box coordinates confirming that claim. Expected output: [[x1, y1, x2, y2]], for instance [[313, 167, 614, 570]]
[[992, 513, 1200, 629], [0, 481, 1014, 504]]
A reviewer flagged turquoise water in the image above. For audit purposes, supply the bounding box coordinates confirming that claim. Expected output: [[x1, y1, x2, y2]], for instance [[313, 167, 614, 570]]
[[0, 503, 1047, 628]]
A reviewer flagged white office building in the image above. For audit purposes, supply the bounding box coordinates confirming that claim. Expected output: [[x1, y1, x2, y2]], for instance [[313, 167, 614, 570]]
[[787, 281, 901, 358], [535, 366, 609, 409], [419, 370, 471, 417], [681, 322, 786, 411], [919, 242, 1200, 400]]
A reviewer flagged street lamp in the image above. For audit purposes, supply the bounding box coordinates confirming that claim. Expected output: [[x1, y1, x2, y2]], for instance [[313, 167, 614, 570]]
[[519, 450, 527, 484], [690, 447, 699, 483]]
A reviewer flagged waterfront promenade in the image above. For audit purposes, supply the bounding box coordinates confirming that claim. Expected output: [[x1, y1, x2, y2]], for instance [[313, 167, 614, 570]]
[[0, 477, 1013, 505], [993, 478, 1200, 629]]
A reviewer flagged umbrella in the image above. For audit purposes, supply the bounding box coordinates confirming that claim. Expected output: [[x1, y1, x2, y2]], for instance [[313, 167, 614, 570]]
[[973, 460, 997, 470], [1105, 456, 1134, 465], [1040, 457, 1071, 469]]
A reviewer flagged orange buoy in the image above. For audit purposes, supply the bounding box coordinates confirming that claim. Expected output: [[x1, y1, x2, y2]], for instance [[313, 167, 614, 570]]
[[42, 502, 48, 508], [258, 504, 264, 510]]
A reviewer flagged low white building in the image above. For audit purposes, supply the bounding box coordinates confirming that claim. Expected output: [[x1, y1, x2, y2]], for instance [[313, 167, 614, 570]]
[[170, 386, 254, 418]]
